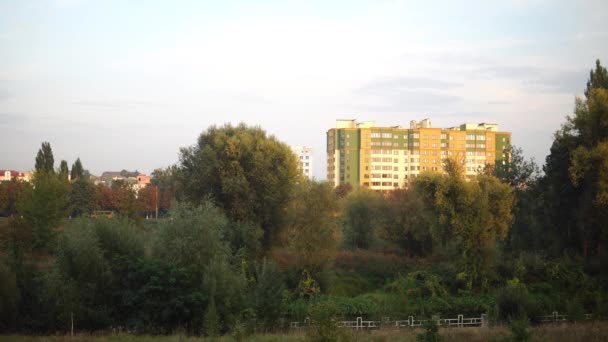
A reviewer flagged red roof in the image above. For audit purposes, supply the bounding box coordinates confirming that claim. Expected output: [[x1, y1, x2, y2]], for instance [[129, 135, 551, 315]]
[[1, 170, 26, 177]]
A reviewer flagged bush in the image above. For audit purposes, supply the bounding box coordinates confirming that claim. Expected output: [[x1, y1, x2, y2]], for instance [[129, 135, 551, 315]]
[[417, 319, 442, 342], [307, 300, 350, 342], [495, 280, 541, 323], [508, 317, 530, 342]]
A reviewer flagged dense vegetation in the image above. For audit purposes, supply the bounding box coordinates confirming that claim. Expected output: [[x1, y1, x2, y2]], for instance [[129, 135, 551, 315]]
[[1, 61, 607, 338]]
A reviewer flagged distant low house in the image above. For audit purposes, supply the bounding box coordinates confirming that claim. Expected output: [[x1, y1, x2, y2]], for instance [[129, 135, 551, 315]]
[[99, 170, 151, 194], [137, 174, 151, 185], [0, 170, 32, 182]]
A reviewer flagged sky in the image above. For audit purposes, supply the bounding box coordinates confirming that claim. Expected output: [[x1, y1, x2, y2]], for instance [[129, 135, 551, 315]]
[[1, 0, 607, 179]]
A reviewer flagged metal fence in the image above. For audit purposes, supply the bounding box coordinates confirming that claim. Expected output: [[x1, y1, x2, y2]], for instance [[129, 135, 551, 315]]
[[291, 314, 487, 330], [290, 311, 604, 331]]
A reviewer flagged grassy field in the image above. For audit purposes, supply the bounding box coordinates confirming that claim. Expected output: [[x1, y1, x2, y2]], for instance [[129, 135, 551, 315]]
[[2, 322, 607, 342]]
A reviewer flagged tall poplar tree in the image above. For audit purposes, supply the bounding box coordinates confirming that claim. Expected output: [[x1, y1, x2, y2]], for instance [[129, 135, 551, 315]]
[[34, 142, 54, 174]]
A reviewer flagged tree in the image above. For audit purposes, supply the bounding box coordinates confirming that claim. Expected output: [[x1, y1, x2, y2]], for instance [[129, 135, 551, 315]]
[[35, 142, 55, 174], [342, 187, 384, 250], [137, 185, 158, 219], [539, 60, 608, 258], [381, 188, 432, 257], [153, 202, 230, 282], [59, 160, 69, 181], [287, 181, 341, 270], [0, 180, 30, 217], [111, 183, 140, 220], [414, 166, 514, 289], [94, 184, 114, 211], [178, 123, 301, 250], [248, 259, 286, 331], [68, 178, 96, 217], [568, 88, 608, 257], [585, 59, 608, 98], [70, 158, 84, 181], [493, 145, 540, 188], [18, 173, 68, 249], [151, 165, 179, 212], [122, 259, 204, 334]]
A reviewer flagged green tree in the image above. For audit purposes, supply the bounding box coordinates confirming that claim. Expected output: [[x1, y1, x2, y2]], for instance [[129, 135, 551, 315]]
[[249, 259, 286, 331], [0, 258, 20, 330], [59, 160, 69, 181], [585, 59, 608, 98], [151, 165, 180, 212], [539, 60, 608, 258], [287, 181, 340, 270], [122, 258, 204, 334], [35, 142, 54, 174], [342, 187, 384, 250], [68, 179, 96, 217], [493, 145, 540, 187], [153, 202, 230, 281], [415, 162, 514, 289], [202, 256, 246, 334], [49, 223, 113, 330], [70, 158, 84, 180], [18, 173, 68, 249], [381, 188, 432, 257], [568, 89, 608, 258], [0, 180, 30, 217], [178, 123, 301, 250]]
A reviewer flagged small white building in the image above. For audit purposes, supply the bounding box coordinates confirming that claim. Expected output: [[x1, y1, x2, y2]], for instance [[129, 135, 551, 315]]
[[291, 146, 314, 180]]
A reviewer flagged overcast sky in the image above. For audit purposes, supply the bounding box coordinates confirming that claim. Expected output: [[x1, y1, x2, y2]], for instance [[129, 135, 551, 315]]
[[1, 0, 607, 179]]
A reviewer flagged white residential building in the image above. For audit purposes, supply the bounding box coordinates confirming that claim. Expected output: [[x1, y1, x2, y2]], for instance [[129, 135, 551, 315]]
[[291, 146, 314, 180]]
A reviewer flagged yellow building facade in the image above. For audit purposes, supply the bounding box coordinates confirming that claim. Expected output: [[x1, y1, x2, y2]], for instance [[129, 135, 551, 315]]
[[327, 119, 511, 190]]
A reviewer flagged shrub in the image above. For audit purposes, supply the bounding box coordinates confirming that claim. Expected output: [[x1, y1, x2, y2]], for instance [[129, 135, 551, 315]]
[[307, 300, 350, 342]]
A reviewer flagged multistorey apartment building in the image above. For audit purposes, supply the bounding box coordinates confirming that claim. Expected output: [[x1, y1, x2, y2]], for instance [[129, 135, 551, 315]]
[[327, 119, 511, 190], [291, 146, 314, 180]]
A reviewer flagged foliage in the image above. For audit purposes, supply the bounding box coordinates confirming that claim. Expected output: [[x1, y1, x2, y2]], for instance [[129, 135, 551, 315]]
[[341, 187, 384, 250], [508, 317, 530, 342], [138, 185, 159, 218], [153, 202, 229, 281], [249, 259, 287, 331], [58, 160, 69, 181], [34, 142, 54, 174], [0, 257, 20, 331], [417, 319, 442, 342], [70, 158, 84, 180], [123, 258, 205, 334], [306, 300, 348, 342], [18, 172, 68, 249], [381, 189, 432, 257], [537, 60, 608, 259], [178, 123, 301, 250], [287, 181, 340, 270], [151, 165, 180, 212], [68, 178, 96, 217], [415, 168, 514, 289], [585, 59, 608, 98], [493, 145, 540, 188], [0, 179, 30, 217]]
